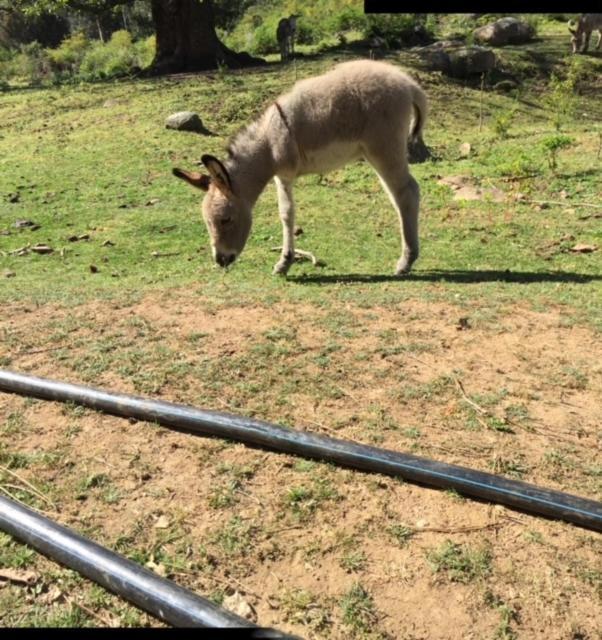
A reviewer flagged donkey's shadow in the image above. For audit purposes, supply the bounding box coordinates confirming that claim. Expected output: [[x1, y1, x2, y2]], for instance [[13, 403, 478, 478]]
[[287, 269, 601, 285]]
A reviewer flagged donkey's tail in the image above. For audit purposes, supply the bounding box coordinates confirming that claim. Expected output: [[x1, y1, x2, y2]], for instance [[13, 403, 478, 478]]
[[409, 84, 428, 143]]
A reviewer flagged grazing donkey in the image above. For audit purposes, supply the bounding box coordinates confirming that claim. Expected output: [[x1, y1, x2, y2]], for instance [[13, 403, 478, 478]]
[[276, 14, 300, 62], [568, 14, 602, 53], [173, 60, 428, 276]]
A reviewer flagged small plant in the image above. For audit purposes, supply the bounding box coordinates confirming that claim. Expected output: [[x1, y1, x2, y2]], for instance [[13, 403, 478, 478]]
[[340, 583, 378, 633], [281, 589, 330, 630], [427, 540, 492, 583], [492, 108, 516, 139], [388, 523, 414, 547], [541, 134, 573, 171], [340, 550, 367, 573]]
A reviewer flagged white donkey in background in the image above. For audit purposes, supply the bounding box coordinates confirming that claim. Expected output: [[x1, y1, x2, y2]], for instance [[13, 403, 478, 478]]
[[276, 14, 300, 62], [173, 60, 428, 276], [568, 14, 602, 53]]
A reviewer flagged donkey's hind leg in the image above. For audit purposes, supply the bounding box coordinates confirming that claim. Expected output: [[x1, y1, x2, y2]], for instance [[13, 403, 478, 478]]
[[273, 176, 296, 275], [365, 149, 420, 275]]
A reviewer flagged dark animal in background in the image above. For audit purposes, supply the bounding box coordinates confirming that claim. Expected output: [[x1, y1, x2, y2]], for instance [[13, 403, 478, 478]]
[[276, 14, 300, 62]]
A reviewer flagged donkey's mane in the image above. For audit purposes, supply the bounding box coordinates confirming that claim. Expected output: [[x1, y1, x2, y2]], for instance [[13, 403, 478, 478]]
[[226, 106, 271, 160]]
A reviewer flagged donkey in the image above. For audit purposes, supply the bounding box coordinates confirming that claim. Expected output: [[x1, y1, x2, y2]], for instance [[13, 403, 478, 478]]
[[276, 14, 300, 62], [172, 60, 428, 276], [568, 14, 602, 53]]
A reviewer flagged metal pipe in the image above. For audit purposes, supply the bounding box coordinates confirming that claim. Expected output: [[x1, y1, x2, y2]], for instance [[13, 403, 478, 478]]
[[0, 369, 600, 532], [0, 496, 289, 634]]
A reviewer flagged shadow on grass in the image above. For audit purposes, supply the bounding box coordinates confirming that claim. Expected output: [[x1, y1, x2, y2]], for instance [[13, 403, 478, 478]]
[[288, 269, 602, 285]]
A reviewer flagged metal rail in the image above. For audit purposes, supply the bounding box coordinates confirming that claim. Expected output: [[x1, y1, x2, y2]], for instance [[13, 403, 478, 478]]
[[0, 369, 600, 532], [0, 495, 288, 635]]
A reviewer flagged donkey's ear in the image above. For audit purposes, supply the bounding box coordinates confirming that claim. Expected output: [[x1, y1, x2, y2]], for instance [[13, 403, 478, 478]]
[[172, 168, 211, 191], [201, 154, 234, 199]]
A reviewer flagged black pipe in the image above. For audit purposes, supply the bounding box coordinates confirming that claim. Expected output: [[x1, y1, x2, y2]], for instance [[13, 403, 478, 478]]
[[0, 369, 600, 532], [0, 496, 291, 635]]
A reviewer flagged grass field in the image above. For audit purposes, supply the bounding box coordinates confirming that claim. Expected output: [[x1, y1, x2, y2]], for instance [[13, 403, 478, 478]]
[[0, 19, 601, 638]]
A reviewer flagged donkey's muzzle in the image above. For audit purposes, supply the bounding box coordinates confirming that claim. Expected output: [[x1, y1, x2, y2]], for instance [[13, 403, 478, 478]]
[[216, 252, 236, 268]]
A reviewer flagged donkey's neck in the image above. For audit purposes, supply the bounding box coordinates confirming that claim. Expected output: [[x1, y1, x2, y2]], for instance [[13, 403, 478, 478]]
[[226, 139, 275, 207]]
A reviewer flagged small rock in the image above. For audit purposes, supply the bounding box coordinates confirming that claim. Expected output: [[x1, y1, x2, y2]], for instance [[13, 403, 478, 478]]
[[459, 142, 471, 157], [30, 244, 53, 254], [154, 515, 170, 529], [222, 592, 256, 622], [570, 244, 597, 253], [457, 317, 471, 330], [473, 17, 535, 46], [165, 111, 205, 133], [14, 219, 36, 228]]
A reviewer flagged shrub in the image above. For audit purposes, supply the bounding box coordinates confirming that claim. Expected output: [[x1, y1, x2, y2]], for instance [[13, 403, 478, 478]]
[[79, 30, 145, 80], [47, 31, 89, 75], [12, 42, 51, 85], [364, 13, 433, 48]]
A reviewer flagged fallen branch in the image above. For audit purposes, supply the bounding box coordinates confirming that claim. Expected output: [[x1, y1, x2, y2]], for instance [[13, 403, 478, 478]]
[[523, 199, 601, 209]]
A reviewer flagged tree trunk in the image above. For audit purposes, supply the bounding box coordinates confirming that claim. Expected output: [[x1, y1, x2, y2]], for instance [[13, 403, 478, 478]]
[[149, 0, 264, 74]]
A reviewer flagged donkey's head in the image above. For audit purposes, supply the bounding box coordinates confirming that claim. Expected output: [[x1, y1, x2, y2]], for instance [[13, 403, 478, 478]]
[[567, 20, 581, 53], [173, 155, 252, 268]]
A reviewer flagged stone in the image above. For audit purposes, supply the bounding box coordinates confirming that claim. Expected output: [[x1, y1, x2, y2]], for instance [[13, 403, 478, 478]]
[[165, 111, 205, 133], [448, 46, 496, 78], [473, 17, 535, 47]]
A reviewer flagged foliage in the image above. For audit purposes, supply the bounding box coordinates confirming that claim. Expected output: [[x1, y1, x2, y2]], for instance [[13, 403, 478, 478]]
[[541, 134, 573, 170], [47, 30, 89, 74], [363, 13, 433, 47]]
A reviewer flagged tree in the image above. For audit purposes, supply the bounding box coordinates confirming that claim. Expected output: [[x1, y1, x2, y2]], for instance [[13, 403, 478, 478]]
[[150, 0, 264, 74], [4, 0, 264, 73]]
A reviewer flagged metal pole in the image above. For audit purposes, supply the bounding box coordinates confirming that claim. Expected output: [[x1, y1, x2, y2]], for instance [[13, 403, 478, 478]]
[[0, 496, 288, 635], [0, 370, 600, 532]]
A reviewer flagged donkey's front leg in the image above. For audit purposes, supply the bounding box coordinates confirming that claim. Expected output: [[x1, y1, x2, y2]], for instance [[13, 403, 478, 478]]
[[273, 176, 296, 275]]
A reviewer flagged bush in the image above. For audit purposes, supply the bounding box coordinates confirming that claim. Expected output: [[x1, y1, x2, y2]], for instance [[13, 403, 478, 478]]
[[364, 14, 433, 48], [79, 30, 150, 80], [12, 42, 51, 85], [47, 31, 89, 74]]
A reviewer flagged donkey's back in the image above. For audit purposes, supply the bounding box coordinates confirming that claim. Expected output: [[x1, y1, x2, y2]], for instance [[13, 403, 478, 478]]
[[279, 60, 425, 151]]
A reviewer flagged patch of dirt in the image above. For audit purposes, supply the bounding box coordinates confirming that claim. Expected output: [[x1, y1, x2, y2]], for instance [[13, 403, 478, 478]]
[[0, 290, 600, 637]]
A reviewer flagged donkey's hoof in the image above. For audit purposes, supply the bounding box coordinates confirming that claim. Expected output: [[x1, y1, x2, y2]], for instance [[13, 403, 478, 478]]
[[273, 259, 293, 276], [396, 254, 417, 276]]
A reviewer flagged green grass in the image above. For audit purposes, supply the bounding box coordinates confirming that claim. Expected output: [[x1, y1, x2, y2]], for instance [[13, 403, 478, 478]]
[[1, 29, 601, 328], [427, 540, 493, 583]]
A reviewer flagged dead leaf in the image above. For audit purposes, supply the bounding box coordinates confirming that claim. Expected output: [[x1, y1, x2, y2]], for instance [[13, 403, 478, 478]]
[[39, 585, 63, 604], [559, 190, 569, 199], [3, 270, 16, 278], [459, 142, 471, 157], [68, 234, 90, 242], [145, 198, 160, 206], [570, 243, 597, 253], [154, 515, 170, 529], [102, 240, 115, 247], [0, 568, 40, 586]]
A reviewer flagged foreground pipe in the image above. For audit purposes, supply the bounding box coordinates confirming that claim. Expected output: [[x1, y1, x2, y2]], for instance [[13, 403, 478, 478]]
[[0, 496, 288, 635], [0, 370, 600, 532]]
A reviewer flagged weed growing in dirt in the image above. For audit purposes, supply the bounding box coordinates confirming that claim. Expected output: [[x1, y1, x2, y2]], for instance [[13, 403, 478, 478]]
[[427, 540, 492, 583], [340, 583, 378, 634]]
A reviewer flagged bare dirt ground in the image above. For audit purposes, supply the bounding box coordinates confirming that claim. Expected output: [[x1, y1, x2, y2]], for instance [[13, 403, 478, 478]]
[[0, 290, 600, 638]]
